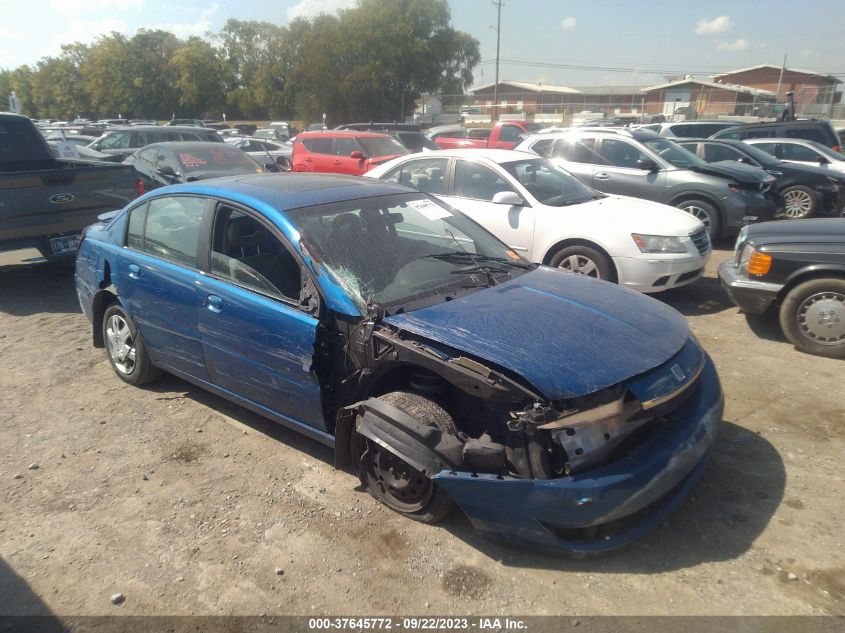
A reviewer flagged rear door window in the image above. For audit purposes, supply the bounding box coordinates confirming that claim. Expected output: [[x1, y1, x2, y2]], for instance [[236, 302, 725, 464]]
[[141, 196, 206, 267], [383, 157, 449, 194], [302, 137, 333, 154], [334, 137, 360, 156]]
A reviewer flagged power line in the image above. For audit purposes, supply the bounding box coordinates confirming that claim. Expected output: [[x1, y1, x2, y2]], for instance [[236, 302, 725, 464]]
[[476, 57, 845, 77]]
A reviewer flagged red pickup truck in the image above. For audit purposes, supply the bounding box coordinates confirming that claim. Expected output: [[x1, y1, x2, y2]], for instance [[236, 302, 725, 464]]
[[431, 121, 543, 150]]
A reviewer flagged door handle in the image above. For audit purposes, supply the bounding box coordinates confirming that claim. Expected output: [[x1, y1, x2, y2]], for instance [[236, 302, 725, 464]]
[[305, 158, 313, 162], [594, 172, 610, 181], [334, 160, 342, 165], [128, 263, 140, 279], [205, 295, 223, 314]]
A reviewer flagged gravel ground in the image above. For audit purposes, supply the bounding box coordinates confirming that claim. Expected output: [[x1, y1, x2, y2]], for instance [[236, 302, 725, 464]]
[[0, 247, 843, 617]]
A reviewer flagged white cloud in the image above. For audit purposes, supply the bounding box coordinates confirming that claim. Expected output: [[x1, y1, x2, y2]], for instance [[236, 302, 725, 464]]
[[695, 16, 733, 35], [50, 0, 144, 12], [38, 16, 129, 59], [560, 17, 576, 31], [150, 3, 219, 39], [287, 0, 356, 21], [717, 38, 750, 52]]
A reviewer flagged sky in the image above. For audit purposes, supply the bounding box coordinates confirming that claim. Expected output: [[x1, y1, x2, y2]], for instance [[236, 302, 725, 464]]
[[1, 0, 844, 89]]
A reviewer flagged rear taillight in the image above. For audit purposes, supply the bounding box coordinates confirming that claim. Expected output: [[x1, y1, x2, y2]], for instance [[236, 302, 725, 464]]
[[135, 179, 145, 196]]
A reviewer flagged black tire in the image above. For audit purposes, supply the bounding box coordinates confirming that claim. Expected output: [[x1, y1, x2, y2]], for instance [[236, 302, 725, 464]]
[[101, 304, 161, 385], [677, 199, 721, 240], [780, 185, 817, 219], [548, 245, 614, 281], [354, 391, 456, 523], [778, 278, 845, 359]]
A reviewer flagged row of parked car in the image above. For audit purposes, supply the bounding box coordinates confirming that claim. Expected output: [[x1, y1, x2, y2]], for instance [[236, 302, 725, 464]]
[[21, 112, 845, 360]]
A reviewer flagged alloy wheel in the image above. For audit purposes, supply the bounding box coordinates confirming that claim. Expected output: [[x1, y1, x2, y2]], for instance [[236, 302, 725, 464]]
[[558, 254, 600, 278], [105, 314, 136, 375]]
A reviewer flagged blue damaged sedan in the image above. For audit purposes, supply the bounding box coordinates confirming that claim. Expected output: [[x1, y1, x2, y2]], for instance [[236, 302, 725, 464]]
[[75, 174, 723, 554]]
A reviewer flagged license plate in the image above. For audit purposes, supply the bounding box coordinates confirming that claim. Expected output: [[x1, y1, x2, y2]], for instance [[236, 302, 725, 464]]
[[50, 235, 80, 254]]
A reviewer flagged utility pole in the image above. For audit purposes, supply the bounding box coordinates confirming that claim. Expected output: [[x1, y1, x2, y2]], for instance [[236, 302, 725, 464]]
[[775, 53, 787, 102], [492, 0, 504, 123]]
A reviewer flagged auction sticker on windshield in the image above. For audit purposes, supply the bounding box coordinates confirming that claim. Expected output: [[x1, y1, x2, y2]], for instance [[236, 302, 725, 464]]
[[406, 199, 451, 221]]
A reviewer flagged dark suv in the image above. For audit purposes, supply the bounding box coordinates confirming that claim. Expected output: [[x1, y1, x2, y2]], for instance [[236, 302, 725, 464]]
[[87, 126, 224, 162], [710, 120, 841, 152], [515, 128, 779, 239]]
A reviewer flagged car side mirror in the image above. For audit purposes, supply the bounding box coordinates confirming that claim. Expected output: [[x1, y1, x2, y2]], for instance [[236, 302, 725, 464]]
[[492, 191, 524, 206], [264, 162, 280, 172], [350, 151, 365, 159], [156, 165, 176, 177], [739, 156, 753, 164], [636, 158, 658, 172], [818, 156, 830, 165]]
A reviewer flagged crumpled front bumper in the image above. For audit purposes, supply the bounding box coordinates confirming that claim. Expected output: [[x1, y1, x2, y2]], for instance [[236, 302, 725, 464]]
[[433, 355, 723, 556]]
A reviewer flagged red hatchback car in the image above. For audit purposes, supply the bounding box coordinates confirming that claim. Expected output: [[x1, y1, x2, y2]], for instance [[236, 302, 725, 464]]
[[291, 131, 409, 175]]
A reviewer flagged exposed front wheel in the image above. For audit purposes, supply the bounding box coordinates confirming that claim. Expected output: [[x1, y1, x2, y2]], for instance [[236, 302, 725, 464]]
[[678, 199, 720, 240], [102, 304, 161, 385], [549, 245, 613, 281], [781, 185, 817, 219], [779, 278, 845, 359], [353, 391, 455, 523]]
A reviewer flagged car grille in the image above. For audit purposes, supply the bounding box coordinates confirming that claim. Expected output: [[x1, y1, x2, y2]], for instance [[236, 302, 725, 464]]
[[690, 229, 710, 256]]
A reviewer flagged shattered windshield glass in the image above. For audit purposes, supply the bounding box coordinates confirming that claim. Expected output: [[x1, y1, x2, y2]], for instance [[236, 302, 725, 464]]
[[286, 193, 533, 312]]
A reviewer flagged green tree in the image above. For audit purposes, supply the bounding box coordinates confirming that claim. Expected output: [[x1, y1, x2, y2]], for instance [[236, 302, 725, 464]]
[[289, 0, 480, 123], [170, 37, 230, 118]]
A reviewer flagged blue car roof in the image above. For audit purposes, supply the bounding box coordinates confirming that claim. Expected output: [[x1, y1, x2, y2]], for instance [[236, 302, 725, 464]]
[[151, 173, 411, 211]]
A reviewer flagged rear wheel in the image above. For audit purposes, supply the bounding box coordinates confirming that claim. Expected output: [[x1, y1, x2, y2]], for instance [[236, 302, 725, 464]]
[[779, 278, 845, 359], [781, 185, 817, 219], [549, 245, 613, 281], [102, 304, 161, 385], [353, 391, 456, 523]]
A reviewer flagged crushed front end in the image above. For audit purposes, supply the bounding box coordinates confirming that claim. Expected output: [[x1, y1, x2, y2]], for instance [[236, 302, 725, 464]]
[[431, 338, 723, 554]]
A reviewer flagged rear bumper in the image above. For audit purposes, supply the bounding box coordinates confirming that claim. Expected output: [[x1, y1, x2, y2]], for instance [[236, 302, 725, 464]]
[[0, 232, 81, 260], [433, 355, 723, 555], [718, 259, 783, 314]]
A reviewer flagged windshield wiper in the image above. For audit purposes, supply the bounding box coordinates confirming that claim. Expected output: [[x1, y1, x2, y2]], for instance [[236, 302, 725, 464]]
[[425, 251, 533, 270]]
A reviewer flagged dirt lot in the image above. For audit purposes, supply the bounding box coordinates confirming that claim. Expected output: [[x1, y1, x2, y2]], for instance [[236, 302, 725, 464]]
[[1, 246, 843, 617]]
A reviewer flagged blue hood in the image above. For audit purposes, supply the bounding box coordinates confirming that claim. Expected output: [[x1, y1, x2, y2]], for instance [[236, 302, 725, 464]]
[[385, 267, 690, 400]]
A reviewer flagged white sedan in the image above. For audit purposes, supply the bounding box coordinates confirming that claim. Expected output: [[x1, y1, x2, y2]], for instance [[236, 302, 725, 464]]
[[366, 149, 710, 293]]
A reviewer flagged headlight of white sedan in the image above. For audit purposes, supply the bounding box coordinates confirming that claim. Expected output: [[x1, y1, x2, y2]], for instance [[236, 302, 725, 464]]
[[631, 234, 688, 254]]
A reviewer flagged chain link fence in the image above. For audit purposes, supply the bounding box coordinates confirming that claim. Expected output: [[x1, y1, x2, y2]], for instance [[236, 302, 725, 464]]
[[414, 84, 842, 125]]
